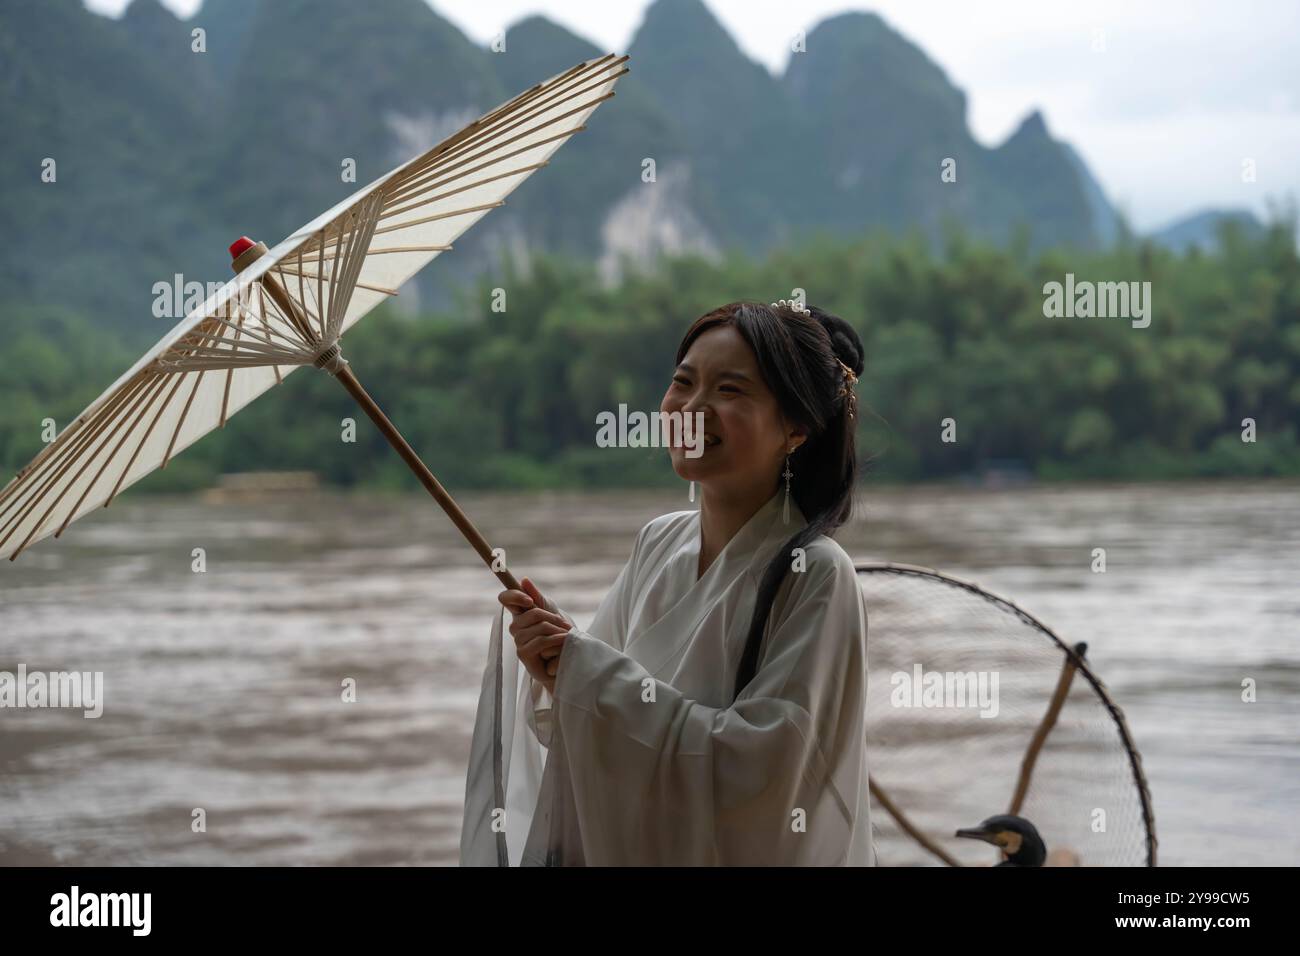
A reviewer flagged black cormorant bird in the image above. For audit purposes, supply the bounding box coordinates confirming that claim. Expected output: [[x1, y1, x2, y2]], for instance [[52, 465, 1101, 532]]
[[955, 814, 1047, 867]]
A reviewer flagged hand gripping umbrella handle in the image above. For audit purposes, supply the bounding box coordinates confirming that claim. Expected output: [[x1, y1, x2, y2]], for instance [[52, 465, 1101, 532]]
[[230, 237, 522, 594]]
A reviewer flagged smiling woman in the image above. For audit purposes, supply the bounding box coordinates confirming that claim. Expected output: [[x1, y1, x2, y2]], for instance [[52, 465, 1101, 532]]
[[461, 300, 878, 866]]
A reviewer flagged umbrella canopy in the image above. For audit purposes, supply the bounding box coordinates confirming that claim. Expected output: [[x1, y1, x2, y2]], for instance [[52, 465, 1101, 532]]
[[0, 53, 628, 562]]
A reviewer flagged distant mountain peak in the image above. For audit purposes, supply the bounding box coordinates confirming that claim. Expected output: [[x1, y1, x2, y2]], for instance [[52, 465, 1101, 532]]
[[4, 0, 1124, 337], [1007, 109, 1051, 142], [808, 9, 899, 42], [633, 0, 742, 58], [1149, 208, 1265, 252], [500, 14, 603, 62], [494, 14, 605, 99], [505, 13, 587, 42], [788, 9, 967, 126]]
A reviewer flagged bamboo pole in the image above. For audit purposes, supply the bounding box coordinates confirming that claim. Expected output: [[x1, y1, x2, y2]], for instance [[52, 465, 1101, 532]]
[[869, 778, 961, 867], [1009, 641, 1087, 816]]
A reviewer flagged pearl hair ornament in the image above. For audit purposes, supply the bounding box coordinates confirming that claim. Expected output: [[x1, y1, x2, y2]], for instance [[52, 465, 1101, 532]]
[[770, 299, 858, 419]]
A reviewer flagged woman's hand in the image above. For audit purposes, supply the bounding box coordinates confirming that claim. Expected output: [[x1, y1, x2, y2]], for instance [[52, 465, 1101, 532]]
[[498, 577, 571, 694]]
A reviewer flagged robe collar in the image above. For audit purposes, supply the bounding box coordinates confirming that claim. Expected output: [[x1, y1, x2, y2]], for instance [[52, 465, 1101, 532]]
[[690, 487, 806, 585], [623, 488, 808, 674]]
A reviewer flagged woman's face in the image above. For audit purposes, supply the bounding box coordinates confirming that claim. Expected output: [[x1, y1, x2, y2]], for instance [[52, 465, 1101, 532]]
[[660, 324, 803, 496]]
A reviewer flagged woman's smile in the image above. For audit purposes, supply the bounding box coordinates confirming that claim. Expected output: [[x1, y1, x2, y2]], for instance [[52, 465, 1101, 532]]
[[660, 324, 791, 492]]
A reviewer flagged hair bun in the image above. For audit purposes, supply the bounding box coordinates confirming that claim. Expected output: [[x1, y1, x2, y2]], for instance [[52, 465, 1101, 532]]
[[807, 306, 864, 377]]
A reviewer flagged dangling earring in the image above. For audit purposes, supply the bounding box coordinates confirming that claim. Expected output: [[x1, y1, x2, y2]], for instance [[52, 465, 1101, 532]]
[[689, 480, 696, 503], [782, 451, 793, 525]]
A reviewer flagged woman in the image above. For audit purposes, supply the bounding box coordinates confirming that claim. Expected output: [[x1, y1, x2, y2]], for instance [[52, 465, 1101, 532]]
[[460, 300, 877, 866]]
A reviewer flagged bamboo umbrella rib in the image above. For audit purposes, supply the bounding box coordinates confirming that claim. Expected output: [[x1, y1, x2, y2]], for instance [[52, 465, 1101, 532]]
[[18, 371, 169, 555], [269, 272, 397, 297], [213, 295, 314, 356], [298, 253, 327, 343], [379, 102, 595, 210], [387, 57, 621, 199], [349, 198, 385, 290], [0, 479, 17, 511], [332, 199, 373, 334], [359, 245, 451, 255], [0, 305, 225, 517], [220, 298, 249, 427], [159, 354, 309, 371], [402, 62, 624, 184], [0, 371, 151, 532], [382, 115, 588, 212], [104, 368, 193, 506], [0, 432, 63, 508], [269, 260, 326, 344], [233, 295, 315, 354], [158, 337, 303, 364], [0, 371, 157, 552], [294, 248, 318, 341], [261, 267, 297, 379], [56, 367, 180, 536], [244, 303, 317, 355], [161, 367, 208, 470], [384, 60, 585, 193], [164, 341, 310, 365], [175, 343, 306, 366], [327, 216, 362, 338], [191, 334, 303, 359], [368, 202, 504, 239], [256, 287, 323, 354], [331, 196, 384, 334], [383, 60, 621, 193], [382, 124, 586, 218], [381, 162, 550, 223], [325, 216, 347, 336], [316, 229, 326, 345], [237, 257, 316, 347]]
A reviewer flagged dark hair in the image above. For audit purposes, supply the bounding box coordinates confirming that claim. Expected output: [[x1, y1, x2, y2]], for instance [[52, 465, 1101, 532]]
[[673, 301, 866, 703]]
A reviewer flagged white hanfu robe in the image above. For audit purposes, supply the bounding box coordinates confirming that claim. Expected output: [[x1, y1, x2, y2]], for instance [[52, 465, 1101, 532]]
[[459, 489, 877, 866]]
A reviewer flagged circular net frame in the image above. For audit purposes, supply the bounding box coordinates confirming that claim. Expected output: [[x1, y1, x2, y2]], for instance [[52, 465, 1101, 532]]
[[858, 563, 1157, 866]]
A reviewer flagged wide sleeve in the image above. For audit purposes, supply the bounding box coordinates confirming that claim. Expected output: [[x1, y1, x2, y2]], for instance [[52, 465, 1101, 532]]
[[545, 545, 869, 865], [524, 521, 647, 748]]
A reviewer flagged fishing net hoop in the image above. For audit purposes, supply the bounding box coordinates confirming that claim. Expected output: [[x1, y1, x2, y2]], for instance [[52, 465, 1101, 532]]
[[857, 561, 1158, 867]]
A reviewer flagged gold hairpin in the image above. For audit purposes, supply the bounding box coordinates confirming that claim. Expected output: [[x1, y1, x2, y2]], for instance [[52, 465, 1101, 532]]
[[836, 360, 858, 419]]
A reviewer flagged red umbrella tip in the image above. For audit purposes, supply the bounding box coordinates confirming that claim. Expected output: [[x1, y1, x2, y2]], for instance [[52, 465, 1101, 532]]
[[229, 236, 257, 260]]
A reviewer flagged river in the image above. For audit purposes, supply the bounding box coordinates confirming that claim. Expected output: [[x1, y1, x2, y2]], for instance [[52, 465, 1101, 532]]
[[1, 480, 1296, 865]]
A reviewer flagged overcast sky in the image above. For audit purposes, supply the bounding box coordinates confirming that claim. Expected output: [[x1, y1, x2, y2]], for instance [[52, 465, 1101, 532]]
[[86, 0, 1299, 231]]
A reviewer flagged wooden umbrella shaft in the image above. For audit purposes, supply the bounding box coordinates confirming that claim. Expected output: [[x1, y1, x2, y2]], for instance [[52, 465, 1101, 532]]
[[332, 363, 520, 593], [235, 246, 520, 593]]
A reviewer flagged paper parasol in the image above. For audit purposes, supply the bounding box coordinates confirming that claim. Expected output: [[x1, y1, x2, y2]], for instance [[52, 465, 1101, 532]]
[[0, 53, 629, 582]]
